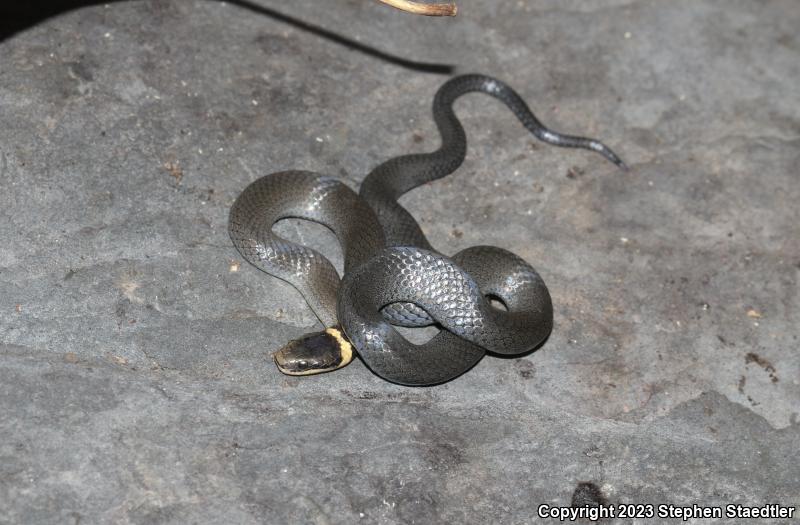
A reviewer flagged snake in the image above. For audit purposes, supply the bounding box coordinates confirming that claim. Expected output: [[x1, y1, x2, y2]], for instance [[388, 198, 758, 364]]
[[228, 74, 626, 386]]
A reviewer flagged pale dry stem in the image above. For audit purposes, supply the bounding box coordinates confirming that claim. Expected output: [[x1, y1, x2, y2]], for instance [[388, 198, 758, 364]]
[[377, 0, 457, 16]]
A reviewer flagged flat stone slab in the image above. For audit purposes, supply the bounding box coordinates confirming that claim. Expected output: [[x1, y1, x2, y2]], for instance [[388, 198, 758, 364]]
[[0, 1, 798, 523]]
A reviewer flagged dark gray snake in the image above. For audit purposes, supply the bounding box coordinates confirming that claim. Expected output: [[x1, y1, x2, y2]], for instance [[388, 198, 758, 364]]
[[229, 74, 625, 386]]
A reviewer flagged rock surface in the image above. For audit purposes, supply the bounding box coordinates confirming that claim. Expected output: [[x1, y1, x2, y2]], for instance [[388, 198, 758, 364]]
[[0, 1, 798, 523]]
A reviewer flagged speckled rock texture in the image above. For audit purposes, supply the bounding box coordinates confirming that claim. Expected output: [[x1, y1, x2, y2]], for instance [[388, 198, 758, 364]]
[[0, 1, 798, 523]]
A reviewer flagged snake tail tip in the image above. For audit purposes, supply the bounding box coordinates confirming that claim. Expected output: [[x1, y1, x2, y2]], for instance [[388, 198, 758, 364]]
[[605, 152, 628, 172]]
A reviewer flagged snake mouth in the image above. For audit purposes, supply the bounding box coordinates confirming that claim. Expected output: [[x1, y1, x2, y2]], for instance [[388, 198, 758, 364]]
[[273, 327, 353, 376]]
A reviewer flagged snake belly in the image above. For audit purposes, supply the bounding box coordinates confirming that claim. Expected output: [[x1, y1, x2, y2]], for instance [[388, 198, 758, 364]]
[[229, 74, 625, 386]]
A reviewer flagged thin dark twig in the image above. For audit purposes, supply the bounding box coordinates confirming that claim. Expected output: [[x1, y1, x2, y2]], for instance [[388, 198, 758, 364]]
[[0, 0, 455, 74]]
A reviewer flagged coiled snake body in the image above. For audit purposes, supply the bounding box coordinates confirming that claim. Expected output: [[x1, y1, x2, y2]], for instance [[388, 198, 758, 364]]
[[229, 74, 625, 386]]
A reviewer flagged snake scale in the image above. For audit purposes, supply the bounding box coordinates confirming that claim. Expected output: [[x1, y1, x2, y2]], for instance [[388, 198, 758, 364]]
[[229, 74, 625, 386]]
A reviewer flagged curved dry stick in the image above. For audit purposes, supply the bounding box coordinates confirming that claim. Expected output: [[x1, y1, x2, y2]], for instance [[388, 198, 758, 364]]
[[377, 0, 457, 16]]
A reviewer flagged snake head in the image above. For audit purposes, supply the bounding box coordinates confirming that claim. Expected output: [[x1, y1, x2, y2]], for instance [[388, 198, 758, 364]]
[[273, 327, 353, 376]]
